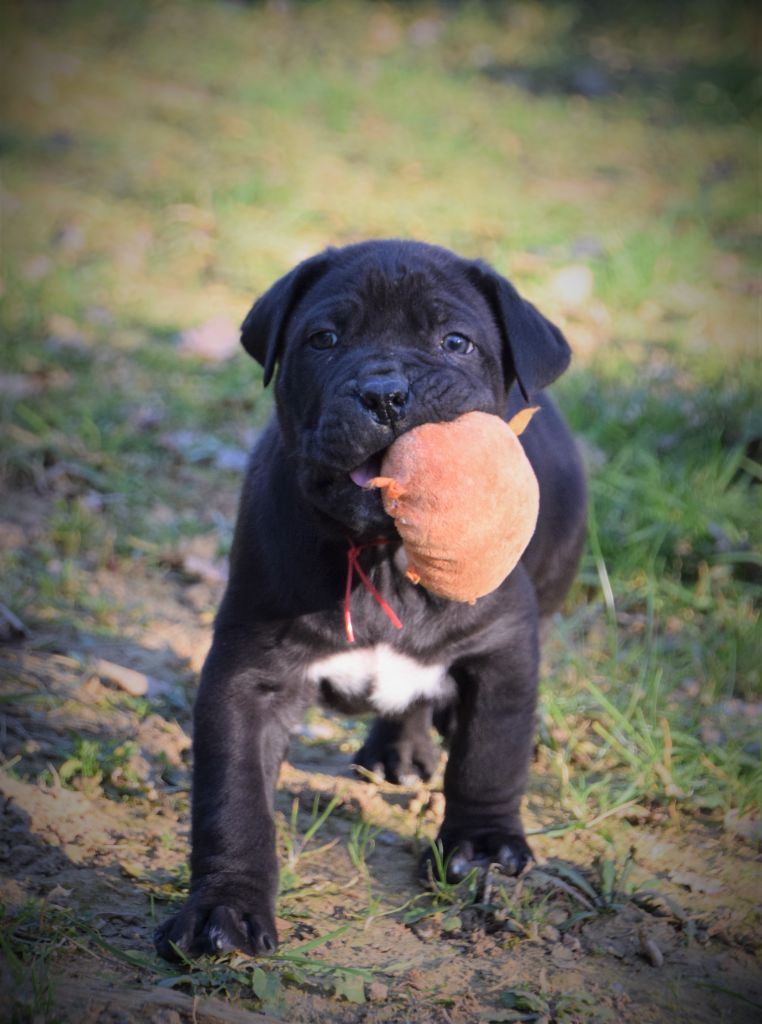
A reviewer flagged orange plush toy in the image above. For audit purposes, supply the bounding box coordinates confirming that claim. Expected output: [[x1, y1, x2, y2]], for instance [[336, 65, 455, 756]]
[[368, 409, 540, 603]]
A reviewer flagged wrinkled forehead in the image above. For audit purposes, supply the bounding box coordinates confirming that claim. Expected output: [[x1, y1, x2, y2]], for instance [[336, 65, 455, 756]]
[[289, 252, 494, 336]]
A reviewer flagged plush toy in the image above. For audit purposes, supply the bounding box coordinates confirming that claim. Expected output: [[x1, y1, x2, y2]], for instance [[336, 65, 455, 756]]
[[368, 408, 540, 603]]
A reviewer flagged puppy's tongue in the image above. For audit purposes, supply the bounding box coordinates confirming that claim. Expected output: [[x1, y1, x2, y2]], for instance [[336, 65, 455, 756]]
[[349, 452, 384, 487]]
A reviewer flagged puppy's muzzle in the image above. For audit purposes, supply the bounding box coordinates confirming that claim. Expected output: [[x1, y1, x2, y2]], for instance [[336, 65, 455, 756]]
[[359, 374, 409, 426]]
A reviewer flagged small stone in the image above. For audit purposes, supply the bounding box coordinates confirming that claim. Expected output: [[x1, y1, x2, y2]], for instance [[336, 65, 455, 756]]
[[429, 792, 445, 816], [148, 1011, 183, 1024], [639, 927, 664, 968], [367, 981, 388, 1002], [411, 919, 438, 941], [550, 943, 576, 967], [546, 908, 568, 927]]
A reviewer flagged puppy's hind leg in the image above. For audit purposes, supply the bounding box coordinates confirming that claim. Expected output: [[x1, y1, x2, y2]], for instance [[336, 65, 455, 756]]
[[353, 702, 440, 786]]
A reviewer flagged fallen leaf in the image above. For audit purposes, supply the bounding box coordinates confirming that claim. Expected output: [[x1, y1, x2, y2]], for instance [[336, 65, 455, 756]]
[[47, 884, 72, 899], [723, 809, 762, 844], [333, 970, 366, 1004], [177, 315, 239, 361], [179, 553, 228, 586], [0, 374, 44, 399], [0, 602, 29, 642], [669, 870, 722, 894], [550, 264, 594, 307], [119, 860, 144, 879], [93, 658, 176, 700]]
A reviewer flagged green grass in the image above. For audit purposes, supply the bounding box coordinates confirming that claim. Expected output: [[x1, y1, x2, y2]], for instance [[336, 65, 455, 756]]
[[539, 353, 761, 819], [0, 3, 760, 1007]]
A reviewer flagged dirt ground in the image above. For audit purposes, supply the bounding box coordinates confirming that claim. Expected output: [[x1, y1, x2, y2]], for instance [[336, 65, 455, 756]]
[[1, 0, 760, 1019], [1, 492, 760, 1024]]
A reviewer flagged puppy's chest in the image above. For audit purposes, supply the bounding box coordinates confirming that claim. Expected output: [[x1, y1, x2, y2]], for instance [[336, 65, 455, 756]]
[[306, 644, 453, 715]]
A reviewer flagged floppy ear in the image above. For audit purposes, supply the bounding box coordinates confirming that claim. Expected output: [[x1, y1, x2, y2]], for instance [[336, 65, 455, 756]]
[[467, 261, 571, 399], [241, 251, 333, 386]]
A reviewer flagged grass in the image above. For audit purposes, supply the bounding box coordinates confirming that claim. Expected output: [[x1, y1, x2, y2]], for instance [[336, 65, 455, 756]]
[[1, 0, 760, 1019], [540, 352, 761, 818]]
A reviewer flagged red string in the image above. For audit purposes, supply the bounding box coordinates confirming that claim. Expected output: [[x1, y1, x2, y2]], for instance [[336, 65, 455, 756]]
[[344, 539, 403, 643]]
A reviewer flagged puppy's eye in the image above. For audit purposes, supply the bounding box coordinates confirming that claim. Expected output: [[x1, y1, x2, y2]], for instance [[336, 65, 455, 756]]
[[441, 332, 474, 355], [309, 330, 338, 350]]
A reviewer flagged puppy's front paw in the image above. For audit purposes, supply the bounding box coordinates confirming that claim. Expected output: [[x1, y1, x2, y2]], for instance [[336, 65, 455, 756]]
[[155, 901, 278, 961], [419, 831, 533, 885]]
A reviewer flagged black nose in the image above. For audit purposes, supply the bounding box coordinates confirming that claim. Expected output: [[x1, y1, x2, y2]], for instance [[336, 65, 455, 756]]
[[359, 376, 409, 425]]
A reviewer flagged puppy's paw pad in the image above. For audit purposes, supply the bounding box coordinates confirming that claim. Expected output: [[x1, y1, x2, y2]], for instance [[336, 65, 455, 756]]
[[155, 903, 279, 961], [354, 734, 438, 786], [200, 906, 278, 957], [419, 833, 533, 885], [205, 906, 246, 954], [494, 836, 533, 876], [154, 906, 204, 961], [246, 916, 278, 954]]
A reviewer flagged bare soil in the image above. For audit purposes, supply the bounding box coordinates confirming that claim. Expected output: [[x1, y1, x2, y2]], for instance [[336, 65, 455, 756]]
[[1, 490, 760, 1024]]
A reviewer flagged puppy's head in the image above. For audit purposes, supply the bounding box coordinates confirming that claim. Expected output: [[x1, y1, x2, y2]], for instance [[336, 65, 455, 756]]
[[241, 240, 570, 538]]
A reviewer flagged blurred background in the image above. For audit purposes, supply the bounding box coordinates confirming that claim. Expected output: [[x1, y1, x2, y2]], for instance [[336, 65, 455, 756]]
[[2, 1, 760, 347], [0, 1, 760, 1018]]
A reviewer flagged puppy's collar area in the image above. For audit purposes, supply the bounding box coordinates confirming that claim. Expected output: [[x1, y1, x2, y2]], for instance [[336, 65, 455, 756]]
[[344, 538, 403, 643]]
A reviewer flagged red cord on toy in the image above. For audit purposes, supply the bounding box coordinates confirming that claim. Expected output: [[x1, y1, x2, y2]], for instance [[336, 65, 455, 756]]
[[344, 539, 403, 643]]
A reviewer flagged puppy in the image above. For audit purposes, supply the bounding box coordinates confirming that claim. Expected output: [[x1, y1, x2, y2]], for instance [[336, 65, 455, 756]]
[[155, 240, 586, 960]]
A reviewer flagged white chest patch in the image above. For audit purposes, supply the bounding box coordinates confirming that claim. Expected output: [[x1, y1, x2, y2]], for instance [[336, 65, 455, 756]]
[[306, 644, 454, 716]]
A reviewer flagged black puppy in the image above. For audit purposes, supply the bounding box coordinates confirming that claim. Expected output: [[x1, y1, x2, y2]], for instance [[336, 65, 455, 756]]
[[155, 240, 586, 960]]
